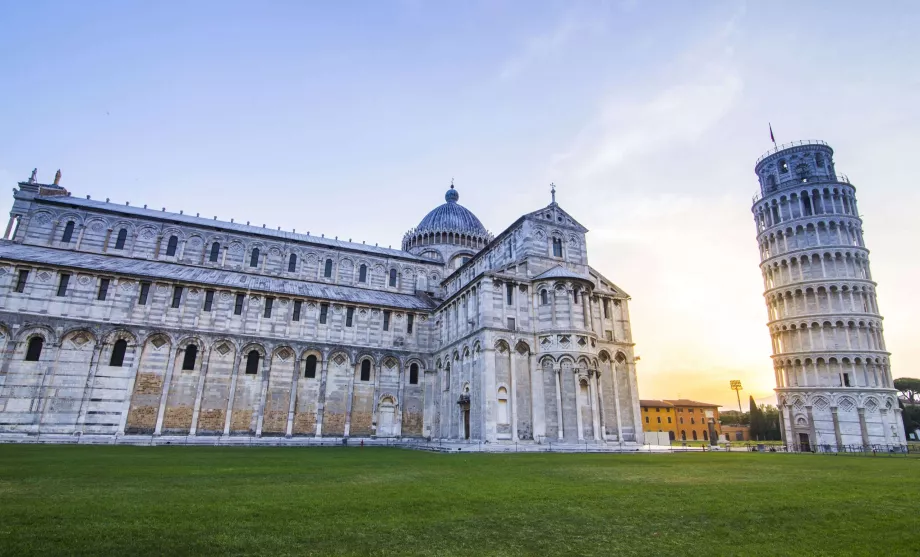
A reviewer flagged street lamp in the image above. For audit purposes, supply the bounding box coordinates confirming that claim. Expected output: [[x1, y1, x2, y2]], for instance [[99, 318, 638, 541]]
[[730, 380, 743, 414]]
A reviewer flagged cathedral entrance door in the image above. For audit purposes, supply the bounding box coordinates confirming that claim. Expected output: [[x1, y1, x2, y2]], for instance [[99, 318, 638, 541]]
[[377, 397, 396, 437]]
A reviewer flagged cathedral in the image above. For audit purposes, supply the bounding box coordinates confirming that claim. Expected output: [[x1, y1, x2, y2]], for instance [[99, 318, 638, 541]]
[[0, 174, 642, 446]]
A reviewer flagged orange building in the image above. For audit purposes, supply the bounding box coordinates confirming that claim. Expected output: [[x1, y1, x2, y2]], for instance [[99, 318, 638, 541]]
[[640, 399, 722, 443]]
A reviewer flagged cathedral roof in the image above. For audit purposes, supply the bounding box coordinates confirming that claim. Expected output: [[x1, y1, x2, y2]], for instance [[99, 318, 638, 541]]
[[33, 194, 432, 263], [0, 243, 436, 311], [533, 265, 592, 282], [414, 185, 488, 237]]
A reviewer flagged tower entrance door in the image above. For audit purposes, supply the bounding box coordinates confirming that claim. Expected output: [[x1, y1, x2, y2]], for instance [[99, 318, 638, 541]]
[[798, 432, 811, 452]]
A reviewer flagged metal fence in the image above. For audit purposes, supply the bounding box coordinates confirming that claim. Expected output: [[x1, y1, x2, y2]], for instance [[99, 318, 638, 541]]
[[2, 433, 916, 457]]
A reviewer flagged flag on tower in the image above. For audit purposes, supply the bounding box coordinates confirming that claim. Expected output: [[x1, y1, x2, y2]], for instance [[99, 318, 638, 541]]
[[769, 123, 776, 146]]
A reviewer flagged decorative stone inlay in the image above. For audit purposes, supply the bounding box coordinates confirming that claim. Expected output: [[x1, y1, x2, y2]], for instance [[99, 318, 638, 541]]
[[151, 336, 167, 349], [37, 271, 51, 282], [77, 275, 92, 285], [71, 333, 90, 347], [219, 291, 232, 300], [140, 228, 156, 239], [839, 398, 856, 412], [813, 397, 829, 411], [216, 343, 232, 356], [333, 354, 346, 366], [277, 348, 293, 361]]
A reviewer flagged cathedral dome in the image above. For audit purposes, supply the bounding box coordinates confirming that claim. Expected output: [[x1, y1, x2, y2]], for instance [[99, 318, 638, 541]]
[[415, 185, 487, 236], [402, 184, 492, 255]]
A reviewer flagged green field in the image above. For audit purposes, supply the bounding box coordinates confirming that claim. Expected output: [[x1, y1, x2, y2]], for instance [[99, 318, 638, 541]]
[[1, 445, 917, 556]]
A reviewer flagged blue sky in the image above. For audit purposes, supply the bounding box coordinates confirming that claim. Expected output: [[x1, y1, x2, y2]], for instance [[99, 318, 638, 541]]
[[2, 1, 919, 406]]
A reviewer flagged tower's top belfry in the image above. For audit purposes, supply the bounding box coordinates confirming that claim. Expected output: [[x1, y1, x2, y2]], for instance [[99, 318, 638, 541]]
[[754, 140, 843, 198]]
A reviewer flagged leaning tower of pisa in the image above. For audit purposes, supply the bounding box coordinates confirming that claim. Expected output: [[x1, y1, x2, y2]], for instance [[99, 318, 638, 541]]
[[752, 140, 906, 451]]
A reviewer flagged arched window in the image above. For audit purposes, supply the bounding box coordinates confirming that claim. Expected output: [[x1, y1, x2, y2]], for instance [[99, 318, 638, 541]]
[[552, 238, 563, 257], [703, 430, 708, 441], [165, 235, 179, 257], [25, 336, 43, 361], [692, 430, 698, 441], [250, 248, 260, 268], [324, 259, 333, 278], [815, 152, 825, 168], [389, 268, 397, 287], [540, 289, 548, 305], [181, 344, 198, 370], [680, 430, 686, 441], [409, 363, 419, 385], [779, 159, 789, 173], [359, 264, 367, 283], [245, 350, 260, 374], [26, 337, 45, 362], [767, 175, 777, 191], [288, 253, 297, 272], [360, 359, 371, 382], [114, 229, 128, 250], [572, 287, 579, 304], [304, 355, 317, 378], [110, 339, 128, 367], [497, 387, 509, 423], [209, 242, 220, 262], [61, 221, 75, 243]]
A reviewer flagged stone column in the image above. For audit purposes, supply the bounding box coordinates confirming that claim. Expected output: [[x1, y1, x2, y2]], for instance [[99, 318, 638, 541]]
[[396, 360, 405, 437], [75, 343, 104, 431], [554, 366, 564, 440], [588, 371, 601, 440], [610, 365, 623, 442], [777, 403, 787, 445], [509, 347, 519, 441], [47, 220, 59, 245], [222, 352, 243, 436], [805, 405, 817, 451], [254, 355, 271, 437], [594, 370, 607, 441], [285, 355, 300, 438], [153, 345, 180, 435], [189, 348, 211, 436], [574, 371, 584, 441], [530, 353, 545, 440], [74, 224, 87, 250], [370, 360, 382, 437], [344, 362, 356, 437], [315, 359, 329, 437], [102, 228, 113, 253], [830, 407, 843, 451], [481, 346, 497, 442]]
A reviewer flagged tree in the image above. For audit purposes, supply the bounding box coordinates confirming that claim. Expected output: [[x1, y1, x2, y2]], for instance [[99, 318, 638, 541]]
[[749, 396, 764, 440], [900, 400, 920, 438], [720, 410, 748, 426], [760, 405, 782, 441], [894, 378, 920, 404]]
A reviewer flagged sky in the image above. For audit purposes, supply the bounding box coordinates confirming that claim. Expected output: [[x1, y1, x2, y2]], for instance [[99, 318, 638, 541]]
[[1, 1, 919, 409]]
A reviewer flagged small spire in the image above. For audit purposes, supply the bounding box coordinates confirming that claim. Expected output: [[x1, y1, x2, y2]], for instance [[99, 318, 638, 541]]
[[550, 182, 556, 204], [450, 177, 454, 188]]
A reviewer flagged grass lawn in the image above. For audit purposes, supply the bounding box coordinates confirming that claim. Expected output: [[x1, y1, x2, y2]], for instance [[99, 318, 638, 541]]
[[0, 446, 917, 556]]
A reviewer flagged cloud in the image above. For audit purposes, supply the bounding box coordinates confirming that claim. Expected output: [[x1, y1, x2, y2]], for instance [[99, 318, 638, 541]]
[[549, 10, 745, 181], [553, 67, 743, 180], [499, 17, 602, 81]]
